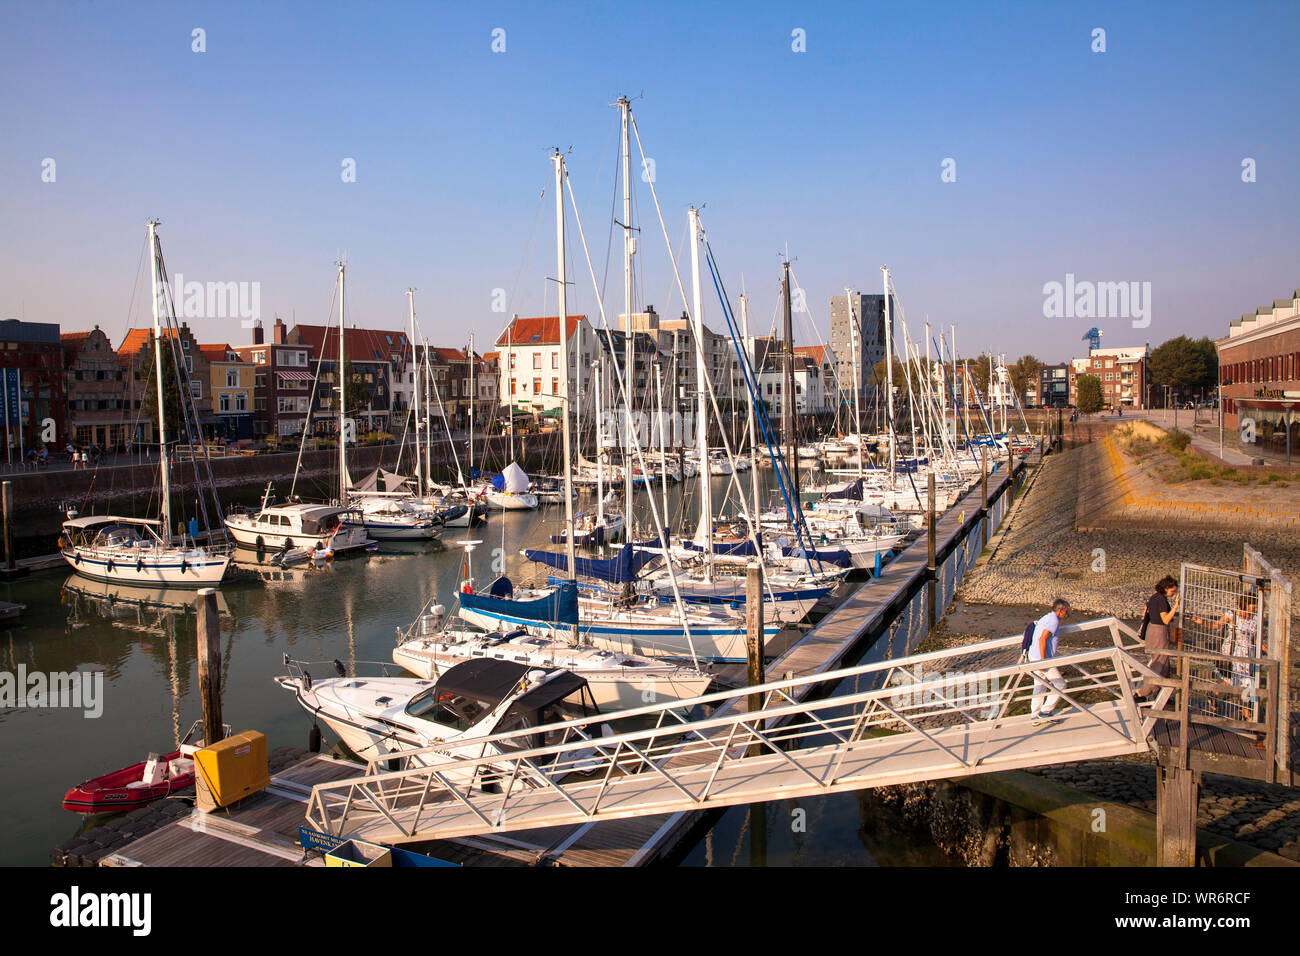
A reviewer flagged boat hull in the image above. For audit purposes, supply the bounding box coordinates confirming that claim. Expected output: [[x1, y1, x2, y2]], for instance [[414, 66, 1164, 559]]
[[60, 548, 229, 587]]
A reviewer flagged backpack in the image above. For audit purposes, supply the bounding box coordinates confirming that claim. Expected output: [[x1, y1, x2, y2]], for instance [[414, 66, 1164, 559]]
[[1021, 622, 1035, 653]]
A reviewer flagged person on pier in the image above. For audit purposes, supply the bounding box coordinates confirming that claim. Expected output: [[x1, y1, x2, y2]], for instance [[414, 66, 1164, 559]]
[[1029, 598, 1071, 725]]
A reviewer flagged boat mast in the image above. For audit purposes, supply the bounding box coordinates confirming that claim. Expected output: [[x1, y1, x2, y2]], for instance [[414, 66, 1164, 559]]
[[595, 360, 605, 527], [337, 259, 348, 505], [781, 260, 797, 494], [882, 265, 896, 482], [654, 359, 668, 532], [846, 286, 863, 484], [407, 289, 422, 494], [468, 330, 475, 492], [424, 337, 438, 485], [689, 206, 712, 579], [619, 96, 634, 518], [740, 293, 760, 522], [553, 150, 577, 580], [147, 220, 172, 547]]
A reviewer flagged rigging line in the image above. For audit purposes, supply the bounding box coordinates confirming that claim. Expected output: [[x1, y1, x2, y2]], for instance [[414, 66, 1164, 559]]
[[508, 179, 549, 318], [563, 164, 700, 669], [119, 231, 150, 351], [154, 245, 225, 540], [291, 273, 340, 500], [703, 237, 818, 572], [625, 116, 769, 562]]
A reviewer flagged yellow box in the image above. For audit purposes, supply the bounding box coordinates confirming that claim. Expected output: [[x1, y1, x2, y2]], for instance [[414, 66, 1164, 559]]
[[325, 840, 393, 867], [194, 730, 270, 809]]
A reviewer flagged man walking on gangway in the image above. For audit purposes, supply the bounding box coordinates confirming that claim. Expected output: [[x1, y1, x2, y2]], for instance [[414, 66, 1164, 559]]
[[1029, 598, 1071, 725]]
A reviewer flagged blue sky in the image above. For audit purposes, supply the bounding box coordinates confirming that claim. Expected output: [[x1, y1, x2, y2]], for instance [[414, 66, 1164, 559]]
[[1, 0, 1296, 363]]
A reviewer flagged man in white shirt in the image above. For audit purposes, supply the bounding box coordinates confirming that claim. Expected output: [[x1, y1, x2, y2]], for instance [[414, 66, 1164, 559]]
[[1029, 598, 1070, 725]]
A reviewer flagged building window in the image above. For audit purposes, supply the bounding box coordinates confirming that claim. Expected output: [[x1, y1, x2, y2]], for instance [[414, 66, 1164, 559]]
[[552, 353, 558, 369], [510, 378, 517, 396], [533, 354, 541, 370], [533, 378, 541, 394], [226, 369, 239, 387], [235, 394, 246, 412], [219, 393, 231, 412], [190, 381, 202, 399], [551, 377, 558, 396]]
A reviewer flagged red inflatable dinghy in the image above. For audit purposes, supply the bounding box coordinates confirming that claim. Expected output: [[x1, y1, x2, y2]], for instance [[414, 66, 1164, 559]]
[[62, 750, 197, 813]]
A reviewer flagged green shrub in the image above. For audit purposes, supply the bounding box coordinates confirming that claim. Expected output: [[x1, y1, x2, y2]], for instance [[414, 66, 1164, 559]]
[[1162, 429, 1191, 453]]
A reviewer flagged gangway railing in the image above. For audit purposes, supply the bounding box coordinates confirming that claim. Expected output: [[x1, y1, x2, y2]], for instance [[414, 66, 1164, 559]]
[[305, 617, 1165, 844]]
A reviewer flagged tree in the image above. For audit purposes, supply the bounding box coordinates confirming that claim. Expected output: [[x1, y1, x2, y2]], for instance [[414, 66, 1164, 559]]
[[1009, 355, 1043, 403], [340, 359, 369, 417], [1149, 335, 1218, 403], [1076, 374, 1104, 417], [140, 334, 185, 439]]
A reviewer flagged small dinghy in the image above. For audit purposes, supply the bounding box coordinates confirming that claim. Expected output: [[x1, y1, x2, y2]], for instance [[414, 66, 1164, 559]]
[[61, 720, 226, 814]]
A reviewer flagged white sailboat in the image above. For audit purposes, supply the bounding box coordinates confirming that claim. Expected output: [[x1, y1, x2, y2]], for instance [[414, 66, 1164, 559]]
[[61, 221, 231, 587]]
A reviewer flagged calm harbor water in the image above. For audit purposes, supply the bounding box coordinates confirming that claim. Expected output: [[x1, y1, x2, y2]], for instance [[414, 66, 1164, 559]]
[[0, 472, 947, 867]]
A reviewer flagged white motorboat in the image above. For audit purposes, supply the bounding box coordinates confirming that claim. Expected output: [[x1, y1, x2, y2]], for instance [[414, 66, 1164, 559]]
[[344, 496, 441, 540], [275, 656, 608, 784], [225, 501, 374, 554], [393, 607, 712, 711]]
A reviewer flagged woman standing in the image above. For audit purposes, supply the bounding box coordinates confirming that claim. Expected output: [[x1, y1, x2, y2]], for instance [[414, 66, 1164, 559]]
[[1136, 576, 1180, 701]]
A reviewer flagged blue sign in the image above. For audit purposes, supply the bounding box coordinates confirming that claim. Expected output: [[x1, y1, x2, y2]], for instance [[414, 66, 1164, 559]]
[[3, 369, 18, 427]]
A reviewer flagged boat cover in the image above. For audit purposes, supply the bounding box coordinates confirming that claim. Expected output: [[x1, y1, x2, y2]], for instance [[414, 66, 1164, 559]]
[[524, 543, 655, 584], [461, 579, 579, 625], [351, 468, 413, 493], [502, 462, 530, 493]]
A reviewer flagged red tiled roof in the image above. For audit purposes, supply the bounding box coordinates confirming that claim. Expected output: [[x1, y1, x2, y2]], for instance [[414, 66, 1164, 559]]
[[117, 327, 186, 358], [199, 343, 247, 363], [291, 324, 411, 363], [495, 315, 584, 348], [795, 344, 828, 364]]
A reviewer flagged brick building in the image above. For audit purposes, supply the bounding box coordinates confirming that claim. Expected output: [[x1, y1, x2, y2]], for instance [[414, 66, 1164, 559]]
[[1217, 290, 1300, 449], [1068, 346, 1148, 409], [62, 326, 129, 449], [0, 319, 67, 456], [233, 319, 314, 442]]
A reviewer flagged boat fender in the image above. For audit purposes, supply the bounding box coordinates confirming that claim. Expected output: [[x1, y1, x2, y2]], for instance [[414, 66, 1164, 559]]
[[300, 671, 312, 691], [105, 558, 113, 572], [332, 659, 346, 677], [308, 724, 322, 753], [137, 558, 144, 572], [180, 560, 188, 573], [255, 535, 265, 551]]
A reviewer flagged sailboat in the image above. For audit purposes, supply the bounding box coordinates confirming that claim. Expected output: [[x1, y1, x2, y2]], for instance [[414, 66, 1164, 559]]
[[60, 222, 231, 587], [225, 261, 377, 555]]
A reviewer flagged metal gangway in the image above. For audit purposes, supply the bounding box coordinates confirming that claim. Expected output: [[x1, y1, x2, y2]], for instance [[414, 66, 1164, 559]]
[[305, 618, 1167, 845]]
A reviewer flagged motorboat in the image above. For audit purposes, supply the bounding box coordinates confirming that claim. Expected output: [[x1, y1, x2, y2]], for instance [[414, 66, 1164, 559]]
[[275, 656, 608, 783], [225, 501, 374, 555], [61, 720, 227, 813], [393, 606, 712, 711]]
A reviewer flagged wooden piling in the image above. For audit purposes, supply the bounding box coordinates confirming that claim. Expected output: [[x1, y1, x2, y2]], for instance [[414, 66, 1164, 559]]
[[1007, 444, 1015, 505], [196, 588, 224, 747], [1155, 764, 1200, 866], [746, 561, 765, 756], [2, 481, 12, 572]]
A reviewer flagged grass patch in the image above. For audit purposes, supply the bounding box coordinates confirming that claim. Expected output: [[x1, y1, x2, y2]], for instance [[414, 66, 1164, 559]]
[[1161, 429, 1191, 453]]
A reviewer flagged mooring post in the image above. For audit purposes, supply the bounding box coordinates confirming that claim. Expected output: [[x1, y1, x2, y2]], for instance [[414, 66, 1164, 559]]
[[2, 480, 13, 572], [745, 561, 765, 756], [196, 588, 224, 747], [1155, 764, 1201, 866], [926, 472, 937, 630]]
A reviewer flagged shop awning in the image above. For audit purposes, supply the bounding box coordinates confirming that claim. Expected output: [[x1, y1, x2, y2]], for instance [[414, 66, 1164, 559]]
[[276, 371, 314, 381]]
